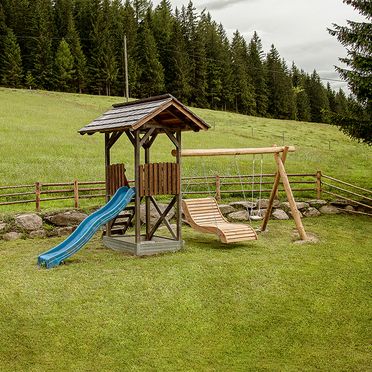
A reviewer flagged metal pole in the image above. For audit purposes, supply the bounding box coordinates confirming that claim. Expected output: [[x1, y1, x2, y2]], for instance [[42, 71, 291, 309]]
[[124, 35, 129, 102]]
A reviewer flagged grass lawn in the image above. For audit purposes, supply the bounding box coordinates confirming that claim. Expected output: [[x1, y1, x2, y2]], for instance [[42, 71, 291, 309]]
[[1, 88, 371, 188], [0, 215, 370, 371]]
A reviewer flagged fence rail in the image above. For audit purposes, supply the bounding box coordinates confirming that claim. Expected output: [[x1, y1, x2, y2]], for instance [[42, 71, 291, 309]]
[[0, 171, 370, 213]]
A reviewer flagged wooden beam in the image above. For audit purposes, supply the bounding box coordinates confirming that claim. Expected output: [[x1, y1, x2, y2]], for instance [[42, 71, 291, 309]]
[[164, 128, 180, 148], [105, 133, 111, 236], [146, 133, 158, 148], [149, 196, 177, 240], [139, 127, 156, 148], [176, 130, 182, 242], [148, 196, 177, 240], [261, 147, 288, 232], [126, 131, 135, 146], [145, 144, 151, 239], [134, 130, 141, 245], [275, 150, 307, 240], [107, 131, 123, 149], [172, 146, 296, 157]]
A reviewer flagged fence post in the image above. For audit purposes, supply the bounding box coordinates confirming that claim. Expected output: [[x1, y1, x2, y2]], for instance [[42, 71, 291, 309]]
[[35, 182, 41, 212], [74, 179, 79, 208], [316, 171, 322, 199], [215, 175, 221, 201]]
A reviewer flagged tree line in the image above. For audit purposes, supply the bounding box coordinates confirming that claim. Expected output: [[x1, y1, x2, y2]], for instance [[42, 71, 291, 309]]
[[0, 0, 368, 126]]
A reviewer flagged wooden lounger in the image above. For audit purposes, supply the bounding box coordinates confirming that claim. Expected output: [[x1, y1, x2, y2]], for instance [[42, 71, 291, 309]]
[[182, 198, 257, 244]]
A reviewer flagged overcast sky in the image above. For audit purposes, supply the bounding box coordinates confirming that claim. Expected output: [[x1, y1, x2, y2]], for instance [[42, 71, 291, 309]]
[[153, 0, 365, 92]]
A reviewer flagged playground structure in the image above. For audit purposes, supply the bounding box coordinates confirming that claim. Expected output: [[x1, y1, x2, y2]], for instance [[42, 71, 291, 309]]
[[38, 94, 307, 268], [174, 146, 308, 242]]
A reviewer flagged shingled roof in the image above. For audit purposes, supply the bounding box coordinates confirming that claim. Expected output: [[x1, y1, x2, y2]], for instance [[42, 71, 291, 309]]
[[79, 94, 210, 135]]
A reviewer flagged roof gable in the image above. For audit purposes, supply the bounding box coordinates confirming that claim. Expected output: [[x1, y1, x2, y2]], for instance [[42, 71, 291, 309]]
[[79, 94, 210, 135]]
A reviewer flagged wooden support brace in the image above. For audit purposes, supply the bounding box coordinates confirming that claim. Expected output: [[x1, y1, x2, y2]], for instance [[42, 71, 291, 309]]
[[107, 132, 123, 149], [148, 196, 177, 240], [275, 151, 307, 241], [139, 128, 156, 148], [149, 196, 177, 240]]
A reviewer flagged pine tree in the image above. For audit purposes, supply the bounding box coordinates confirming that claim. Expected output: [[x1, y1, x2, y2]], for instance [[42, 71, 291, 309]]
[[31, 0, 55, 89], [135, 13, 165, 97], [230, 31, 256, 115], [265, 45, 295, 119], [0, 28, 23, 87], [54, 38, 74, 91], [132, 0, 151, 23], [328, 0, 371, 144], [248, 31, 268, 116], [167, 10, 191, 101]]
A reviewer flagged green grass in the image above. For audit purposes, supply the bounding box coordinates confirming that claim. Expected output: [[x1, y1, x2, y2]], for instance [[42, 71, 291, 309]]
[[0, 215, 370, 371], [1, 88, 371, 188]]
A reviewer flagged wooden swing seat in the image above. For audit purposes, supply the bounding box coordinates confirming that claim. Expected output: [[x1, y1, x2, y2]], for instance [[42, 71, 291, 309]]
[[182, 198, 257, 244]]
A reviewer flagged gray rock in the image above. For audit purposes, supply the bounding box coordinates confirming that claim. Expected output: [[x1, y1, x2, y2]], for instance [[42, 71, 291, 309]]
[[29, 229, 46, 238], [218, 204, 236, 215], [228, 210, 250, 221], [303, 207, 321, 218], [46, 211, 88, 226], [251, 209, 267, 218], [280, 201, 309, 211], [3, 232, 22, 241], [307, 199, 327, 208], [319, 205, 340, 214], [0, 222, 7, 233], [140, 203, 175, 227], [344, 205, 355, 212], [56, 226, 75, 236], [229, 201, 256, 210], [330, 199, 358, 207], [272, 209, 289, 220], [256, 198, 280, 209], [288, 209, 303, 218], [15, 213, 43, 231]]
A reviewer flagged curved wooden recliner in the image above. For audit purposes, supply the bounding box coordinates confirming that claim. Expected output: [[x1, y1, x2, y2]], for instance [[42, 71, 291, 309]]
[[182, 197, 257, 244]]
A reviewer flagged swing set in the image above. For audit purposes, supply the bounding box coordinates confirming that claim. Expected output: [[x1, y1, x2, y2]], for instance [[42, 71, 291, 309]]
[[173, 145, 308, 243]]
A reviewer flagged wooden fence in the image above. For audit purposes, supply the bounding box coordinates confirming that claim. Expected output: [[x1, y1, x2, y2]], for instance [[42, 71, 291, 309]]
[[0, 171, 323, 211]]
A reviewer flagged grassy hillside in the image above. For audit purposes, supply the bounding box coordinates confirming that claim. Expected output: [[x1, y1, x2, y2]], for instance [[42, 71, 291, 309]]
[[0, 88, 371, 187]]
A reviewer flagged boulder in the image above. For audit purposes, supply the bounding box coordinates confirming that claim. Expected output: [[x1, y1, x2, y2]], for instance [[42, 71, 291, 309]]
[[251, 209, 267, 218], [330, 199, 358, 207], [307, 199, 327, 208], [45, 211, 88, 226], [229, 201, 256, 210], [29, 229, 46, 238], [272, 209, 289, 220], [303, 207, 321, 218], [280, 201, 309, 211], [15, 213, 43, 231], [288, 209, 303, 218], [3, 232, 22, 241], [227, 210, 249, 221], [0, 222, 7, 233], [56, 226, 75, 236], [256, 198, 280, 209], [140, 203, 175, 227], [218, 204, 236, 216], [319, 205, 340, 214], [344, 205, 355, 212]]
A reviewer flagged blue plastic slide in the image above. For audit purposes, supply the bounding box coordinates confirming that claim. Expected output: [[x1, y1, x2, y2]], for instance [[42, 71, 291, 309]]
[[38, 186, 135, 269]]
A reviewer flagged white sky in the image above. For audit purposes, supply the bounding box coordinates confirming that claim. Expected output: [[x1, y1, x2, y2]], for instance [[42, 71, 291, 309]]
[[153, 0, 365, 93]]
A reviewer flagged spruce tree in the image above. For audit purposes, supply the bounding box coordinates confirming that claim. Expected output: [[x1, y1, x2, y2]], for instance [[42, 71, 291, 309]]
[[328, 0, 371, 144], [31, 0, 55, 89], [135, 14, 165, 97], [54, 38, 74, 91], [248, 31, 268, 116], [0, 28, 23, 87]]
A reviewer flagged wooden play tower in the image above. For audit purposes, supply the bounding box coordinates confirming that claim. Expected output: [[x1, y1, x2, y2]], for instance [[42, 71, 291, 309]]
[[79, 94, 209, 255]]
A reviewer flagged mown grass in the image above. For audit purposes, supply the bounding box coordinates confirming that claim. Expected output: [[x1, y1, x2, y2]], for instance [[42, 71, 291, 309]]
[[0, 215, 370, 371], [1, 88, 371, 188]]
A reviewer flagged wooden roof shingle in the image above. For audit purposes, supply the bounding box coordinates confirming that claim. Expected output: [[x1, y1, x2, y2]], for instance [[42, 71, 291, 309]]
[[79, 94, 210, 135]]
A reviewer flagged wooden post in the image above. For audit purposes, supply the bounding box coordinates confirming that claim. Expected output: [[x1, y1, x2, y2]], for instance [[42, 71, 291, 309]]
[[176, 130, 182, 242], [261, 147, 289, 232], [105, 133, 111, 236], [275, 151, 307, 241], [316, 170, 322, 199], [144, 137, 151, 240], [134, 130, 141, 245], [73, 179, 79, 208], [35, 182, 41, 212], [215, 175, 221, 201]]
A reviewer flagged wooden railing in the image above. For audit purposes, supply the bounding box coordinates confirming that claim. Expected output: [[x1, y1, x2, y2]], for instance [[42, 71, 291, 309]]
[[0, 172, 322, 211]]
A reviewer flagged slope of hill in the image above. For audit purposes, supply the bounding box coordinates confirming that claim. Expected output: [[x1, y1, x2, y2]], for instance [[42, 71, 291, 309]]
[[0, 88, 370, 187]]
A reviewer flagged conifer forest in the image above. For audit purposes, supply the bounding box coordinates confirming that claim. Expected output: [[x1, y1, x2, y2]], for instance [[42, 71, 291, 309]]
[[0, 0, 368, 125]]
